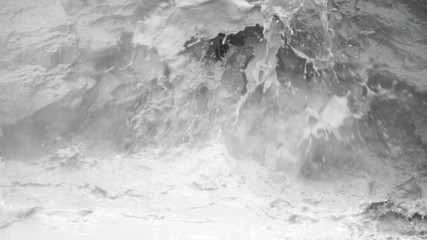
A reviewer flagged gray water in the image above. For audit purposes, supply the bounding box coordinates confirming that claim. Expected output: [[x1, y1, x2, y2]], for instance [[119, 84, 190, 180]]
[[0, 0, 427, 239]]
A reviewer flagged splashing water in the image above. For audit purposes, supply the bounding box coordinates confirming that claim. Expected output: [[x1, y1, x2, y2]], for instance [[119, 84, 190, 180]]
[[1, 0, 427, 239]]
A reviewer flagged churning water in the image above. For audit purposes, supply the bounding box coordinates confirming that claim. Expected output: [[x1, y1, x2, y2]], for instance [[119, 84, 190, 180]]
[[0, 0, 427, 239]]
